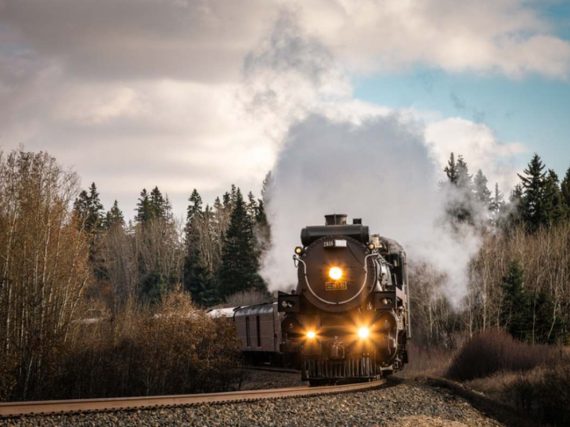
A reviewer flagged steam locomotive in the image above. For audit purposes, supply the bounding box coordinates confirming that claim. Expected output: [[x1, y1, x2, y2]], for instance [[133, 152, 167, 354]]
[[209, 214, 410, 385], [278, 214, 410, 384]]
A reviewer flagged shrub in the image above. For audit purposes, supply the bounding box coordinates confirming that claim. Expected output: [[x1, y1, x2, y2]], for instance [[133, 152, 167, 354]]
[[402, 343, 455, 377], [22, 289, 242, 400], [506, 355, 570, 426], [446, 329, 551, 381]]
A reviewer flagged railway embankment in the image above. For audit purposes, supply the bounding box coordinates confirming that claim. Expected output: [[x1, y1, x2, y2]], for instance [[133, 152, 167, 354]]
[[2, 379, 506, 426]]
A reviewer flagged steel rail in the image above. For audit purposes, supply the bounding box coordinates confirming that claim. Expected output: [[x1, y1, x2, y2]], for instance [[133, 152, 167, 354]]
[[0, 379, 386, 417]]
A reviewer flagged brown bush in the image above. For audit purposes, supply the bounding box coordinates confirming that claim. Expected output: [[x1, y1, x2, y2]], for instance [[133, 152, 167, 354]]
[[12, 289, 242, 400], [446, 329, 551, 381], [401, 343, 455, 377], [509, 356, 570, 426]]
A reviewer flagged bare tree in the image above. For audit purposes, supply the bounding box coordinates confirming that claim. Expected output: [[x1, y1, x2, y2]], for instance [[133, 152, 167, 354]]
[[0, 150, 90, 399]]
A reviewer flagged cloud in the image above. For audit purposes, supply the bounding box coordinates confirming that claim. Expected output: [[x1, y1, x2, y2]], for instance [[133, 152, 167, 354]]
[[425, 117, 527, 193], [0, 0, 550, 222], [0, 74, 274, 217], [0, 0, 277, 82], [294, 0, 570, 78]]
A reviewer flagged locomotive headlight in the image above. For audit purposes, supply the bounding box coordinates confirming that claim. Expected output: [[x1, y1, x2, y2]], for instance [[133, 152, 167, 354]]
[[294, 246, 303, 255], [306, 330, 317, 340], [367, 243, 375, 251], [357, 326, 370, 340], [328, 266, 343, 281]]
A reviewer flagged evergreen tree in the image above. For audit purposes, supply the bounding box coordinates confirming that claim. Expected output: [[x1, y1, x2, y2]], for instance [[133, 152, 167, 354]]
[[544, 169, 564, 227], [149, 186, 171, 220], [506, 184, 524, 228], [561, 166, 570, 218], [218, 188, 266, 299], [258, 171, 273, 256], [518, 154, 548, 232], [183, 190, 219, 306], [500, 260, 530, 341], [456, 155, 472, 190], [73, 182, 106, 281], [255, 199, 271, 256], [104, 200, 125, 229], [489, 183, 505, 226], [473, 169, 492, 207], [135, 189, 152, 224], [247, 191, 258, 219], [73, 182, 104, 233], [444, 153, 459, 184], [186, 189, 202, 223], [444, 153, 474, 224], [531, 289, 565, 344]]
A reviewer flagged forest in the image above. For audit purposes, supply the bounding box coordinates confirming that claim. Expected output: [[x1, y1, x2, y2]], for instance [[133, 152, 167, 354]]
[[0, 147, 569, 403]]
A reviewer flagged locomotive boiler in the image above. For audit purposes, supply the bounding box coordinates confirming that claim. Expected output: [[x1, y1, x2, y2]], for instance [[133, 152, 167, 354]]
[[278, 214, 410, 384]]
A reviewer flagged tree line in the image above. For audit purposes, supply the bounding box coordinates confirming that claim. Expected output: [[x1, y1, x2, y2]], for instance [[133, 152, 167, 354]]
[[412, 152, 570, 348], [71, 176, 272, 312], [0, 148, 265, 400], [0, 146, 568, 399]]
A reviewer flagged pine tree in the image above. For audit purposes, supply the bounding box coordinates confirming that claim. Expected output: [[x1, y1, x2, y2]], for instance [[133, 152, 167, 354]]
[[473, 170, 492, 207], [456, 155, 472, 190], [149, 186, 171, 220], [518, 154, 548, 232], [505, 184, 524, 230], [183, 190, 219, 306], [257, 172, 273, 256], [444, 153, 474, 224], [444, 153, 459, 184], [186, 189, 202, 223], [73, 182, 106, 281], [544, 170, 564, 227], [136, 189, 152, 224], [104, 200, 125, 229], [500, 260, 530, 341], [73, 182, 104, 234], [489, 183, 505, 226], [531, 289, 565, 344], [218, 188, 266, 299], [247, 191, 258, 219], [561, 166, 570, 218]]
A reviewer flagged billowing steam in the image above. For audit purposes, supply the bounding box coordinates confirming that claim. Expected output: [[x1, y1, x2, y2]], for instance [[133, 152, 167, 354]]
[[261, 113, 482, 304], [242, 10, 514, 305]]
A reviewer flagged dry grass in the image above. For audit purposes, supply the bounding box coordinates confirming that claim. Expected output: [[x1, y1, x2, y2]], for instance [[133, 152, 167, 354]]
[[446, 329, 551, 381], [400, 343, 455, 378], [448, 330, 570, 425], [466, 359, 570, 426]]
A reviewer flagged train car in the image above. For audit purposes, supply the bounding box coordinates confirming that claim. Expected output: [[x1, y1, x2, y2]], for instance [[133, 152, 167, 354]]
[[207, 303, 288, 365], [278, 214, 410, 384]]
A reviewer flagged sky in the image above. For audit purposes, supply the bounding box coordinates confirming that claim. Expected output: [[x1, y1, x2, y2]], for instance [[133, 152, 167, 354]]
[[1, 0, 570, 222]]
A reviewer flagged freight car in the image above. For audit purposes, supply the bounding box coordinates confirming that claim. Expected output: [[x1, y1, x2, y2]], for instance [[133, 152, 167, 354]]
[[208, 214, 410, 385]]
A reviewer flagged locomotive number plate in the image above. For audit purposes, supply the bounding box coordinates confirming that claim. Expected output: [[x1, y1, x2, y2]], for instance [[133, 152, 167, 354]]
[[325, 281, 348, 291]]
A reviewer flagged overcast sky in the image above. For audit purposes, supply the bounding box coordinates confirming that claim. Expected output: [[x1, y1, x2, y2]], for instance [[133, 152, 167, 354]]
[[1, 0, 570, 221]]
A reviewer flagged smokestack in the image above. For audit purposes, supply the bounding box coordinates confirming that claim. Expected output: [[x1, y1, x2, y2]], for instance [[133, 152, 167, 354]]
[[352, 218, 362, 225], [325, 214, 347, 225]]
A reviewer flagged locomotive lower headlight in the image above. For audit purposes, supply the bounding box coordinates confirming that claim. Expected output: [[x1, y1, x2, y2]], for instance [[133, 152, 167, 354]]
[[357, 326, 370, 340], [328, 266, 343, 281], [294, 246, 303, 255], [306, 330, 317, 340]]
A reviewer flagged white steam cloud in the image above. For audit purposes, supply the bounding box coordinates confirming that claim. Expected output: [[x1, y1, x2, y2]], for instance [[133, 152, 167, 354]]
[[261, 113, 482, 304], [248, 11, 515, 305]]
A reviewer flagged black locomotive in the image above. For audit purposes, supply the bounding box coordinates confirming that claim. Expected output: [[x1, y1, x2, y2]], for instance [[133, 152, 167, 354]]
[[278, 214, 410, 384]]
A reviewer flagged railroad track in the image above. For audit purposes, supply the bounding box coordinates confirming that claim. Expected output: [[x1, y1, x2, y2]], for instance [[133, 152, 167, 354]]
[[0, 379, 387, 418]]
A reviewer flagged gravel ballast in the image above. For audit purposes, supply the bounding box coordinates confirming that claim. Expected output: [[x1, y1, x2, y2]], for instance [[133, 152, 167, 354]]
[[2, 381, 504, 426]]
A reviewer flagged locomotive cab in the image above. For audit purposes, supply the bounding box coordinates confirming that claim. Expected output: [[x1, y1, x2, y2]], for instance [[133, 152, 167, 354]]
[[278, 214, 410, 384]]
